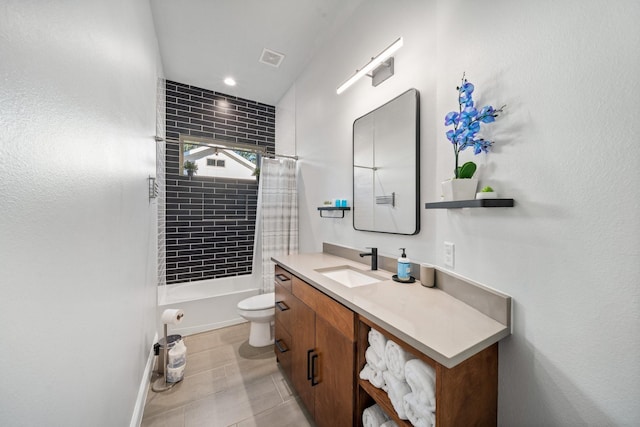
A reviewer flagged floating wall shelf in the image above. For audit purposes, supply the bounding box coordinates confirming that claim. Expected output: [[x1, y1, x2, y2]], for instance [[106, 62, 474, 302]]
[[425, 199, 514, 209], [317, 206, 351, 218]]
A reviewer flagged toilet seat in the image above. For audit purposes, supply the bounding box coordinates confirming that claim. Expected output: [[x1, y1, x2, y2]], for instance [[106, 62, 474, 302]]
[[237, 293, 274, 311]]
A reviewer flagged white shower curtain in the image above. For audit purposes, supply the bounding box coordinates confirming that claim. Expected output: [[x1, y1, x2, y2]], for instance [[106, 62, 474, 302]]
[[259, 158, 298, 293]]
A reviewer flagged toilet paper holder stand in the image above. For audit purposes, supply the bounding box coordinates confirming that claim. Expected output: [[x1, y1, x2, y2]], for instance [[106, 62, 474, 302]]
[[152, 310, 184, 392]]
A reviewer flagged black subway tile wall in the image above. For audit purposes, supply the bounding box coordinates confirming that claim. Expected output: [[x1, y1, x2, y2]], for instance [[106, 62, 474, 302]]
[[165, 80, 275, 284]]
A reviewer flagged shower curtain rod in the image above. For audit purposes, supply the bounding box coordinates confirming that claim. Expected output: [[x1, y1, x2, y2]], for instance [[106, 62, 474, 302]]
[[155, 136, 298, 160]]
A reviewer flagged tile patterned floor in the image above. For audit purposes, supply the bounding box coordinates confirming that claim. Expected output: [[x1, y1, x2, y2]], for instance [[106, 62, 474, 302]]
[[142, 323, 314, 427]]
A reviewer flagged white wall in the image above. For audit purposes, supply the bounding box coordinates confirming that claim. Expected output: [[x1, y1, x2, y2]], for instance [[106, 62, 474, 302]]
[[283, 0, 439, 260], [275, 85, 297, 157], [279, 0, 640, 425], [0, 1, 161, 425]]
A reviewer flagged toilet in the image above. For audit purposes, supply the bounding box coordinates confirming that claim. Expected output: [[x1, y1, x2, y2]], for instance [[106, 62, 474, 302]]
[[237, 292, 275, 347]]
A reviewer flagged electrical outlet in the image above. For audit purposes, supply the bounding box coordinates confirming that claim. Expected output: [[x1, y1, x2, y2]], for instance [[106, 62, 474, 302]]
[[444, 241, 455, 268]]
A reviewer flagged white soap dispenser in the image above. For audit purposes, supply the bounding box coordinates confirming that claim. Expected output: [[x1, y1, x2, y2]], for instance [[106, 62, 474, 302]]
[[397, 248, 411, 282]]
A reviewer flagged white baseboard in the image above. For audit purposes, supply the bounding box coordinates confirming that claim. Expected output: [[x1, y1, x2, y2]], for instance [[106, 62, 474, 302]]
[[130, 332, 158, 427]]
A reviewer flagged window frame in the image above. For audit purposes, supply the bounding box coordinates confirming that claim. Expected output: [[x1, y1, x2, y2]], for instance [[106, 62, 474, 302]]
[[179, 135, 263, 178]]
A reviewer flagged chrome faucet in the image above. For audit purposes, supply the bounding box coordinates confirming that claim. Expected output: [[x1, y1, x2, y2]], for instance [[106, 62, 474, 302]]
[[359, 247, 378, 270]]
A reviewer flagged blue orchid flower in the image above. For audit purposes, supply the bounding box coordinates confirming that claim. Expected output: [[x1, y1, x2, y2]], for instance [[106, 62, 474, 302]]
[[473, 139, 493, 155], [458, 107, 477, 128], [459, 82, 475, 107], [479, 105, 497, 123], [461, 107, 478, 119], [444, 73, 505, 179], [459, 128, 475, 143], [467, 120, 480, 134], [444, 112, 459, 126], [459, 93, 474, 108], [446, 129, 458, 143], [459, 139, 472, 151]]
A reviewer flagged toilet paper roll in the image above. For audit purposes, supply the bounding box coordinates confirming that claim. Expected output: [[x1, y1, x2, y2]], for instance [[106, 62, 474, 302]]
[[419, 264, 435, 288], [161, 309, 184, 325]]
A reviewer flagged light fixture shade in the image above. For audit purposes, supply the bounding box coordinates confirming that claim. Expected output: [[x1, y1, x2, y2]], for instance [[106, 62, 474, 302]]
[[336, 37, 403, 95]]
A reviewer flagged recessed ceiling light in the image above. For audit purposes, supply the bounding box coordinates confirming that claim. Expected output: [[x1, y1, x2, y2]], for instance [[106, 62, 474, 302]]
[[223, 77, 236, 86]]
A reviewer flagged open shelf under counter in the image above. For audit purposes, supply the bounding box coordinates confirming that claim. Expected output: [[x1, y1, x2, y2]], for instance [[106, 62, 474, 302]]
[[356, 315, 498, 427], [358, 378, 413, 426]]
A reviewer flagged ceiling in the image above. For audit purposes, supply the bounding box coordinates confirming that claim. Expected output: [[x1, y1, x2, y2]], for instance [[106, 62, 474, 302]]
[[150, 0, 364, 106]]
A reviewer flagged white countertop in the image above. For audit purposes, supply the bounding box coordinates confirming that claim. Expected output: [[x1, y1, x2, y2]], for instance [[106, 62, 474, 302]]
[[272, 252, 511, 368]]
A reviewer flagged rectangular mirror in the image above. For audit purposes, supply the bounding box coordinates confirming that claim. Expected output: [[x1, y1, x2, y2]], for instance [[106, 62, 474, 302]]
[[353, 88, 420, 234]]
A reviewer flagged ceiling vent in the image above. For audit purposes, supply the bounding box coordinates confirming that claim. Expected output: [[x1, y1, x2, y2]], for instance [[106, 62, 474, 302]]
[[259, 48, 285, 68]]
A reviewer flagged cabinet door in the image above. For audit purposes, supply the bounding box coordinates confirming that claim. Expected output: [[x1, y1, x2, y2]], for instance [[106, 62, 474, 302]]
[[313, 316, 356, 427], [291, 296, 316, 418]]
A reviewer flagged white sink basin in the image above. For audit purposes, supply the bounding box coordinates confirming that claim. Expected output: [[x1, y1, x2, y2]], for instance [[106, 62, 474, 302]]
[[316, 265, 385, 288]]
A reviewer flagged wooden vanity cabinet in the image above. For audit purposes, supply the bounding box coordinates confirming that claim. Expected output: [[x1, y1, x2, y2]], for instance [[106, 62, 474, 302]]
[[273, 266, 357, 427], [274, 263, 500, 427]]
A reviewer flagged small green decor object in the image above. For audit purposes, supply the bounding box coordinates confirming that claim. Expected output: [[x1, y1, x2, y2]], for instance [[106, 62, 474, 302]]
[[476, 184, 499, 199], [444, 73, 505, 179]]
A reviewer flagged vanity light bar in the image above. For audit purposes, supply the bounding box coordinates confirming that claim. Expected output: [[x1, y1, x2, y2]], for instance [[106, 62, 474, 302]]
[[336, 37, 404, 95]]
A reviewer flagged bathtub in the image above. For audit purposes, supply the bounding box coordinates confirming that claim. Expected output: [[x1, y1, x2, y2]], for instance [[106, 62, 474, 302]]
[[157, 275, 259, 336]]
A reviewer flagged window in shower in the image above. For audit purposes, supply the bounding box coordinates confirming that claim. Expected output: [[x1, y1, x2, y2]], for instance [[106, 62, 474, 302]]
[[180, 139, 259, 180], [181, 138, 262, 224]]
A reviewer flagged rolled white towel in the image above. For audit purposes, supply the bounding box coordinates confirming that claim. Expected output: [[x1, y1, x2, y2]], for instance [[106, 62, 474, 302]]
[[403, 392, 434, 418], [403, 392, 435, 426], [404, 359, 436, 408], [369, 365, 387, 389], [385, 340, 415, 381], [360, 362, 386, 389], [365, 346, 387, 371], [368, 328, 387, 358], [414, 417, 435, 427], [360, 363, 374, 381], [380, 421, 399, 427], [383, 370, 411, 420], [362, 404, 389, 427]]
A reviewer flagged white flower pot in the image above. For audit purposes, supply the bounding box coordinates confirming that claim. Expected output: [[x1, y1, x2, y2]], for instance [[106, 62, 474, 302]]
[[476, 191, 498, 199], [442, 178, 478, 201]]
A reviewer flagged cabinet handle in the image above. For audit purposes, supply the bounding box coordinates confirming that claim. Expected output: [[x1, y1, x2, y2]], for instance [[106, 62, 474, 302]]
[[275, 301, 289, 311], [307, 349, 314, 380], [311, 352, 319, 386], [274, 339, 289, 353], [275, 274, 290, 282]]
